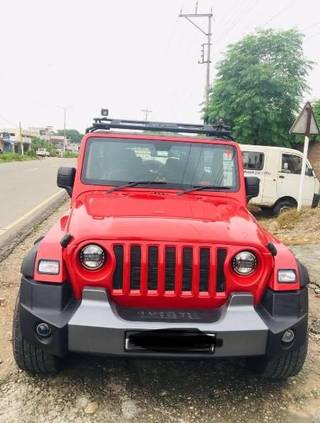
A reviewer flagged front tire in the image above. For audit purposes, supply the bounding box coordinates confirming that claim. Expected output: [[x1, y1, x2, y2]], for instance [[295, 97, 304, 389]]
[[12, 294, 62, 375], [246, 337, 308, 380]]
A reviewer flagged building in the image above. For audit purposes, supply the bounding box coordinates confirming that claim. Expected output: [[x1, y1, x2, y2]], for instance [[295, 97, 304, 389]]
[[0, 129, 31, 153], [66, 142, 79, 153], [47, 135, 70, 152], [27, 126, 55, 141], [0, 126, 71, 155], [308, 140, 320, 179], [0, 133, 14, 152]]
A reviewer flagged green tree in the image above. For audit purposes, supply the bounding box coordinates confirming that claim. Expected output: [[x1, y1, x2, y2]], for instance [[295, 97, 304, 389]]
[[205, 29, 312, 146], [29, 137, 56, 156], [56, 129, 83, 144]]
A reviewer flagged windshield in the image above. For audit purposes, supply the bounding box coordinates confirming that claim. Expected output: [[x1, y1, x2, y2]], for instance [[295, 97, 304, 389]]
[[82, 137, 239, 190]]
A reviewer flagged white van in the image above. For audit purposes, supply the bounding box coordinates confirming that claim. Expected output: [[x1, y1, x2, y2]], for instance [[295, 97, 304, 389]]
[[240, 144, 320, 215]]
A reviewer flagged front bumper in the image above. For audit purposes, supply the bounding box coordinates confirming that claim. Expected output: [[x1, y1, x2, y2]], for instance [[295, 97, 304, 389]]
[[19, 276, 308, 359]]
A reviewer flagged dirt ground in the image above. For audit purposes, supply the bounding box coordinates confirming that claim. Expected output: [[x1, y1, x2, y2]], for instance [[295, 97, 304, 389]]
[[0, 205, 320, 422], [256, 206, 320, 246]]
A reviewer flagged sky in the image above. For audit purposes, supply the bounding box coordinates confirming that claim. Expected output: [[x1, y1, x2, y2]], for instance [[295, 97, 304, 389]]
[[0, 0, 319, 133]]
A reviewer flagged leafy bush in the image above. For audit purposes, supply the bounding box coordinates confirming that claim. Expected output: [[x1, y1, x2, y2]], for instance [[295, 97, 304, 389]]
[[30, 137, 56, 156]]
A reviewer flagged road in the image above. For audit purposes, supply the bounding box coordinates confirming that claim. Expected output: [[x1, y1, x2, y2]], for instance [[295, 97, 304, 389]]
[[0, 158, 76, 235]]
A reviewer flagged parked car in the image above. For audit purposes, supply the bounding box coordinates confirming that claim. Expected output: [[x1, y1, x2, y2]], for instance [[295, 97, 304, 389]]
[[13, 117, 309, 379], [36, 148, 50, 157], [240, 144, 320, 215]]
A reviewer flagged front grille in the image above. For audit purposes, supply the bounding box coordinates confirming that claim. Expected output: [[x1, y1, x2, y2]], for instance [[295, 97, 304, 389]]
[[112, 243, 227, 297]]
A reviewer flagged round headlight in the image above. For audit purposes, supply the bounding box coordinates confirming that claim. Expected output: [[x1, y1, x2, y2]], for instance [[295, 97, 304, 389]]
[[232, 251, 257, 275], [80, 244, 105, 270]]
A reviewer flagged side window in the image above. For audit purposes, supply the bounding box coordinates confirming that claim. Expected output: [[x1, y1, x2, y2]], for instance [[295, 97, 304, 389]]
[[242, 151, 264, 170], [281, 154, 311, 175]]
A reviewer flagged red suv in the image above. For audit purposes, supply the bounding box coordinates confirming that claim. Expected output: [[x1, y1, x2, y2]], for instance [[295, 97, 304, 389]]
[[13, 116, 309, 379]]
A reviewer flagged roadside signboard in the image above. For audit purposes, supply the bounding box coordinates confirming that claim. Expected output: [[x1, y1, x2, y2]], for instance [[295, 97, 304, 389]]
[[289, 102, 320, 211]]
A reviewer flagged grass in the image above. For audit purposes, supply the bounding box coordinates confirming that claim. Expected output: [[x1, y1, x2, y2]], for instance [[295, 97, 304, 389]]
[[276, 209, 301, 229], [258, 206, 320, 245], [62, 151, 78, 158], [0, 153, 38, 163], [276, 207, 320, 230]]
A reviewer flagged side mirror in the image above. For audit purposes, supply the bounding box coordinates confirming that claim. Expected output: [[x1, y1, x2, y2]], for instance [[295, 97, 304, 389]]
[[57, 167, 76, 197], [245, 177, 260, 201], [306, 168, 314, 177]]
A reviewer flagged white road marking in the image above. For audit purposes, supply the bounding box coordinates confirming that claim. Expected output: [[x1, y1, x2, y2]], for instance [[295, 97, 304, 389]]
[[0, 191, 63, 235]]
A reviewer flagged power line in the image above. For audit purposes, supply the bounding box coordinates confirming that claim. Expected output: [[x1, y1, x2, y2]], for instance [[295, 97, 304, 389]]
[[0, 113, 17, 128], [301, 21, 320, 32], [304, 29, 320, 42], [214, 0, 254, 47], [260, 0, 296, 28]]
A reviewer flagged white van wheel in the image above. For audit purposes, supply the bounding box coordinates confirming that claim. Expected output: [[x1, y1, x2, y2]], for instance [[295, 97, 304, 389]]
[[273, 199, 296, 216]]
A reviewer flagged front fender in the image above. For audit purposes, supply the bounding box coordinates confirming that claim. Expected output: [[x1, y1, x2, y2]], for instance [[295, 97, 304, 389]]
[[268, 242, 308, 291], [20, 237, 44, 278]]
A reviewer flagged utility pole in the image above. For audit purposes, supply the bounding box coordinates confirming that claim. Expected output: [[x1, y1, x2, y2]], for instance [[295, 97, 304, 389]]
[[179, 3, 213, 110], [141, 107, 152, 121], [19, 121, 24, 155], [63, 107, 67, 156]]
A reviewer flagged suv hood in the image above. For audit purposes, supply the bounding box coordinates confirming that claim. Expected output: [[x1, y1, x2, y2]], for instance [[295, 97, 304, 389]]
[[67, 191, 268, 246]]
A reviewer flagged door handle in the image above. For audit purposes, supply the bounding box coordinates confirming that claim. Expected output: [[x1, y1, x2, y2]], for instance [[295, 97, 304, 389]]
[[279, 175, 285, 179]]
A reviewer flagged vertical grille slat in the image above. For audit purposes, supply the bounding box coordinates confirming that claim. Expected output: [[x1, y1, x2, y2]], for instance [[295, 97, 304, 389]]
[[165, 247, 176, 291], [147, 246, 158, 290], [199, 248, 210, 292], [216, 248, 227, 292], [113, 245, 124, 289], [130, 246, 141, 290], [182, 247, 193, 291], [175, 246, 183, 296]]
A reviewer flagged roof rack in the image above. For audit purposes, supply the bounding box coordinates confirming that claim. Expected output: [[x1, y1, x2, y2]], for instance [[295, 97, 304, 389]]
[[85, 117, 233, 139]]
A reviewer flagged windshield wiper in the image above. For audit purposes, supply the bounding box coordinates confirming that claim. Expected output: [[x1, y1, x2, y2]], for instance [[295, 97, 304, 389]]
[[107, 180, 168, 193], [177, 185, 231, 196]]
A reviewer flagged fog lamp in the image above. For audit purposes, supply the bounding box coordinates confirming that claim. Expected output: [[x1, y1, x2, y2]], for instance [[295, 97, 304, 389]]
[[36, 322, 51, 338], [281, 329, 295, 344]]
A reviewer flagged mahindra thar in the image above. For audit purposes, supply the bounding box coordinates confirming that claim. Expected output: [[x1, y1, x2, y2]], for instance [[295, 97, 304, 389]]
[[13, 116, 309, 379]]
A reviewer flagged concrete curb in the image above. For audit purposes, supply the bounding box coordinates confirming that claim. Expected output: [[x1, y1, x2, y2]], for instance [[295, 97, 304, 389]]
[[0, 191, 68, 263]]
